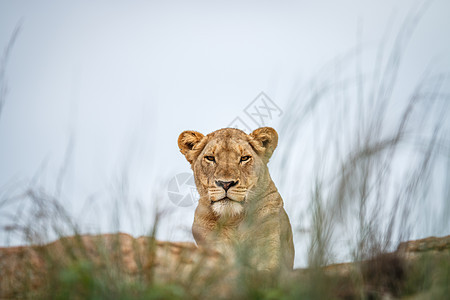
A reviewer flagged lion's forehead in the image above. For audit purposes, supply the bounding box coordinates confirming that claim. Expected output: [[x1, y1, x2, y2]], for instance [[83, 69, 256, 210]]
[[205, 137, 252, 157], [207, 127, 248, 138]]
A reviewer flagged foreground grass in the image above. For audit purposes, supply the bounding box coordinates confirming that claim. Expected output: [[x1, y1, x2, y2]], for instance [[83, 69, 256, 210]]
[[1, 233, 448, 299]]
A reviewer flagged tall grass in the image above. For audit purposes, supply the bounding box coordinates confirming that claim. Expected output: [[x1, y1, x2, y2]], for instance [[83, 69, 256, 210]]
[[0, 21, 21, 121], [276, 2, 449, 268]]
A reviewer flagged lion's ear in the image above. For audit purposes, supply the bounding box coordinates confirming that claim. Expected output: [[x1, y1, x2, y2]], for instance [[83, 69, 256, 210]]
[[178, 130, 205, 164], [249, 127, 278, 163]]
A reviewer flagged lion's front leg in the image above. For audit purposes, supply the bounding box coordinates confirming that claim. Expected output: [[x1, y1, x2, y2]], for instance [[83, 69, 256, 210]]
[[191, 224, 207, 246], [257, 223, 282, 272], [240, 217, 282, 272]]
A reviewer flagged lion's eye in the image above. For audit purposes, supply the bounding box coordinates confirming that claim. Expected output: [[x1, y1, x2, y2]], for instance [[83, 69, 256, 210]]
[[205, 156, 215, 162], [240, 156, 251, 162]]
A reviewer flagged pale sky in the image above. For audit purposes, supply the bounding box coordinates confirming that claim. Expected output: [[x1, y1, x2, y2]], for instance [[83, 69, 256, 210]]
[[0, 0, 449, 267]]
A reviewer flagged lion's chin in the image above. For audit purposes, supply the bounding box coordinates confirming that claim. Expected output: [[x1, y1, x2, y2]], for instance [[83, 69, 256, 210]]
[[211, 198, 244, 217]]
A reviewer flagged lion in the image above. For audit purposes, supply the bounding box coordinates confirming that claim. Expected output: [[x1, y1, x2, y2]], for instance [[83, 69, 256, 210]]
[[178, 127, 294, 271]]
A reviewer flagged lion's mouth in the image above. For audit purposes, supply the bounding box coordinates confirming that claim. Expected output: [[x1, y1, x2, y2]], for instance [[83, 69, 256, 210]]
[[211, 197, 242, 204]]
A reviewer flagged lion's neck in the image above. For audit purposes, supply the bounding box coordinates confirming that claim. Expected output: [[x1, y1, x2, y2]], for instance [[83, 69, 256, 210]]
[[253, 170, 281, 199]]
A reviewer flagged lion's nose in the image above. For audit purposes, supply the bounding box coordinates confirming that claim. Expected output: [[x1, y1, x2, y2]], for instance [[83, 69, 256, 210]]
[[215, 180, 238, 191]]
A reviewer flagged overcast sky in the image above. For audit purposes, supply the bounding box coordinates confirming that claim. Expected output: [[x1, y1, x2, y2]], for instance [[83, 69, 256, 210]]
[[0, 0, 449, 267]]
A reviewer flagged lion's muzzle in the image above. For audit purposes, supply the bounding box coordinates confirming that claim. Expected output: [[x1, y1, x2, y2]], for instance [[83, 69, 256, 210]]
[[215, 180, 238, 191], [208, 183, 247, 203]]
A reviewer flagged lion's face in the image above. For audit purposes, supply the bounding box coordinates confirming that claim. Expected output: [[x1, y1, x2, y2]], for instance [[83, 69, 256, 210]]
[[178, 127, 278, 217]]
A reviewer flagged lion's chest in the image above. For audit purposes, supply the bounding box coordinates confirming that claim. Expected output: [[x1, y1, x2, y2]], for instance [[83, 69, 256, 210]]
[[214, 219, 270, 245]]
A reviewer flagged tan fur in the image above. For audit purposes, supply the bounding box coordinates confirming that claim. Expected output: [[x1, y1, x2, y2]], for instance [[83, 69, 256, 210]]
[[178, 127, 295, 271]]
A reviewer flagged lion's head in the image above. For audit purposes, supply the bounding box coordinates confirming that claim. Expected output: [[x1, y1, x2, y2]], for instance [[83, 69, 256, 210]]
[[178, 127, 278, 217]]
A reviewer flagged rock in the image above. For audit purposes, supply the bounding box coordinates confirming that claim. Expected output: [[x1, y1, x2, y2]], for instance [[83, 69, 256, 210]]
[[0, 233, 223, 298], [0, 234, 448, 299], [303, 235, 450, 299]]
